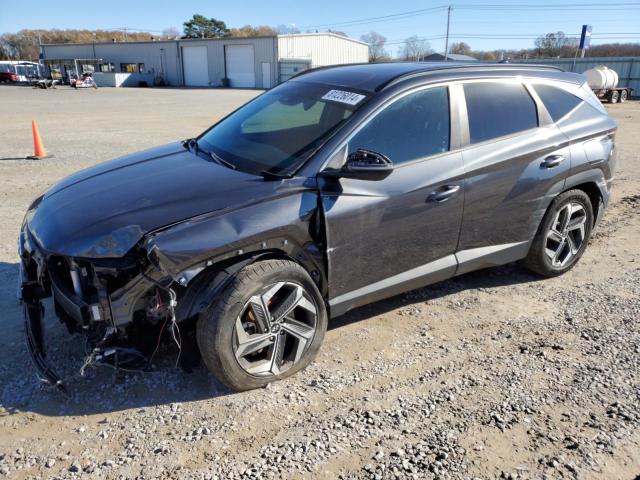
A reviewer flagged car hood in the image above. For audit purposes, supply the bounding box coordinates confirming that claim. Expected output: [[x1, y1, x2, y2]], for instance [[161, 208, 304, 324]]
[[27, 142, 280, 258]]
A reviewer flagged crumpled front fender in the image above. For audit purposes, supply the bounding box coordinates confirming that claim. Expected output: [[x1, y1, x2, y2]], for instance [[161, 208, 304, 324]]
[[145, 189, 327, 295]]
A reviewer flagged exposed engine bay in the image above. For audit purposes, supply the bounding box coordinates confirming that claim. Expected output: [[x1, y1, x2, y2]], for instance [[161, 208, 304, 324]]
[[19, 232, 188, 391]]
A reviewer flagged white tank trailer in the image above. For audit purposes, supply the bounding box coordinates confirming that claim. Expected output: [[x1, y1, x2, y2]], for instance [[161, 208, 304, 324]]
[[584, 66, 633, 103]]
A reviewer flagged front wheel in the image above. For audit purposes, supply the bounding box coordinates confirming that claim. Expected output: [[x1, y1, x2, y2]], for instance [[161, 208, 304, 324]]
[[523, 189, 594, 277], [197, 259, 327, 391]]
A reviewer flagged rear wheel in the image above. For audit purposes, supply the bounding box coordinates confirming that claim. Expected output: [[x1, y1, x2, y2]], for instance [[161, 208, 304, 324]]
[[619, 89, 628, 103], [608, 90, 619, 104], [197, 259, 327, 391], [523, 189, 593, 277]]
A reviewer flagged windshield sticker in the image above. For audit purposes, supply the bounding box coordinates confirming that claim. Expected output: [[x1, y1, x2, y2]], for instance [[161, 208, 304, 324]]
[[322, 89, 366, 106]]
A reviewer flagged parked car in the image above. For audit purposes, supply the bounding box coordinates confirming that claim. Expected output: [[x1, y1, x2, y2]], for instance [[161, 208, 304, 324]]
[[0, 71, 19, 83], [19, 62, 617, 392]]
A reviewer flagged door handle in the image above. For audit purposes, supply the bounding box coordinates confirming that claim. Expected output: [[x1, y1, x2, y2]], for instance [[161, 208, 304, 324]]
[[428, 185, 461, 202], [542, 155, 565, 168]]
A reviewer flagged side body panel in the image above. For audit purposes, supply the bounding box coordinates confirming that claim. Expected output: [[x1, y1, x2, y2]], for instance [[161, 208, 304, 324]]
[[556, 101, 617, 211], [458, 125, 572, 273], [321, 151, 464, 316], [318, 82, 467, 317]]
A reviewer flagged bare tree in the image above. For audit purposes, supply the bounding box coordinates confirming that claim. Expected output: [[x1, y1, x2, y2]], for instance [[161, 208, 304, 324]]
[[274, 24, 301, 34], [360, 31, 389, 62], [400, 36, 433, 61], [449, 41, 472, 56], [477, 51, 497, 61], [230, 25, 277, 37], [161, 27, 180, 39], [534, 31, 578, 57], [0, 29, 160, 60], [588, 43, 640, 57]]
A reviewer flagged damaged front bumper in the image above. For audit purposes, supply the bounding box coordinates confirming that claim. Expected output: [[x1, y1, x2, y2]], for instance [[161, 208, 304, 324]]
[[23, 294, 67, 392], [18, 224, 168, 392], [18, 226, 65, 391]]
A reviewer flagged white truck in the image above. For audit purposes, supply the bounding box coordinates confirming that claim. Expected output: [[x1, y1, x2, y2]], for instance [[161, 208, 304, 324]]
[[584, 66, 633, 103]]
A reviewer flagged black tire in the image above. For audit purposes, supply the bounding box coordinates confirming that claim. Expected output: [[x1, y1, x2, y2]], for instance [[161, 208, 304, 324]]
[[619, 89, 628, 103], [196, 259, 327, 391], [523, 189, 594, 277], [609, 90, 619, 104]]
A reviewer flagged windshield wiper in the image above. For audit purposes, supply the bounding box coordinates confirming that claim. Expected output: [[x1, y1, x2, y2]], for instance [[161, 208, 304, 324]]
[[186, 139, 236, 171], [260, 170, 288, 180], [208, 150, 236, 170]]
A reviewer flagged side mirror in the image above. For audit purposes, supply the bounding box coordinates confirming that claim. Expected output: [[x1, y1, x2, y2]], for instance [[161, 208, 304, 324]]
[[322, 149, 393, 181]]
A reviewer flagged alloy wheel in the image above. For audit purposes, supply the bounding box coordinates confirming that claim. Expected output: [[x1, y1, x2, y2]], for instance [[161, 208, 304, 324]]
[[233, 281, 318, 376], [545, 202, 588, 268]]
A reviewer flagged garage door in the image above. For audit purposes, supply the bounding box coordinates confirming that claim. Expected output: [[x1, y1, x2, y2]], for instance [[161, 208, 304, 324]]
[[225, 45, 255, 88], [183, 46, 209, 86]]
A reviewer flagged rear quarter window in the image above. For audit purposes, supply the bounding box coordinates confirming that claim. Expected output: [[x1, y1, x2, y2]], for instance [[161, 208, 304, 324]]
[[464, 82, 538, 144], [533, 84, 583, 122]]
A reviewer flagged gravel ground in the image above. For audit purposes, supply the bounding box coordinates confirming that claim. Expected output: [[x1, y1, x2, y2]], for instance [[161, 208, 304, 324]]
[[0, 85, 638, 480]]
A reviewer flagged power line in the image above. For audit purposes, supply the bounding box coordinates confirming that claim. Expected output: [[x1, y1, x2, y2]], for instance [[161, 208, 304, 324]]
[[382, 34, 640, 46], [296, 2, 640, 30], [454, 2, 640, 9], [297, 6, 448, 29]]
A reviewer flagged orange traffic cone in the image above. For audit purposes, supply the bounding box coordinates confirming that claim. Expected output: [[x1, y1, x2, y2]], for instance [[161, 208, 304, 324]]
[[27, 120, 48, 160]]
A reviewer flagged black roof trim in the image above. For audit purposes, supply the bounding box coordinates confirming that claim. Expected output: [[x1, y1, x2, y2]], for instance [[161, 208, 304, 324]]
[[290, 62, 566, 93], [379, 63, 565, 91]]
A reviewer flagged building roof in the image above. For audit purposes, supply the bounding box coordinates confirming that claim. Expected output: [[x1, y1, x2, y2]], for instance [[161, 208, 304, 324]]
[[424, 53, 478, 61], [41, 36, 278, 47], [278, 32, 369, 46], [291, 62, 568, 92]]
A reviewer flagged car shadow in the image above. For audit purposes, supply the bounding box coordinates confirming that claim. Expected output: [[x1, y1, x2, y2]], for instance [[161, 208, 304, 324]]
[[0, 260, 541, 418], [328, 262, 543, 330]]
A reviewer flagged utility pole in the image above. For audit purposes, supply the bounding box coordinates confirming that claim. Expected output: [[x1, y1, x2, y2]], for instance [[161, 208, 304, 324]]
[[123, 28, 128, 42], [444, 5, 452, 61]]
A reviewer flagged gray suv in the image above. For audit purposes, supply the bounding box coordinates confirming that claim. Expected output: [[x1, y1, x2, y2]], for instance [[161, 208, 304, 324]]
[[19, 63, 616, 391]]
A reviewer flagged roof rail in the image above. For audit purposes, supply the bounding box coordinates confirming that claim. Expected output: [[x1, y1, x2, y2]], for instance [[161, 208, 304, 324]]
[[377, 63, 565, 91], [287, 62, 566, 92]]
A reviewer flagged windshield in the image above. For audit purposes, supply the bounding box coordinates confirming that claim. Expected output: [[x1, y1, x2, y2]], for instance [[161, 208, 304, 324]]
[[198, 81, 366, 176]]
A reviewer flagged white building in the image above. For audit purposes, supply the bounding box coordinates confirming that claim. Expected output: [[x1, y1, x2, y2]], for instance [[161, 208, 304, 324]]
[[40, 33, 369, 89], [277, 33, 369, 83]]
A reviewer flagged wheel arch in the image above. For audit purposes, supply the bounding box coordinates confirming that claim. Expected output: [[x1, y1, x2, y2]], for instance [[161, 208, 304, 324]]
[[564, 181, 603, 226], [528, 176, 604, 256], [174, 248, 326, 323], [144, 191, 329, 322]]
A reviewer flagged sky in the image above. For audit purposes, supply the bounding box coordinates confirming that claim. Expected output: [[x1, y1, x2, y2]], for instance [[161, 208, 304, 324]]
[[1, 0, 639, 55]]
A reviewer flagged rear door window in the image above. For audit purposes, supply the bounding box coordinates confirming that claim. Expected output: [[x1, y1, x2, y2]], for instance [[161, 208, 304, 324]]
[[533, 83, 583, 122], [348, 86, 450, 165], [464, 82, 538, 144]]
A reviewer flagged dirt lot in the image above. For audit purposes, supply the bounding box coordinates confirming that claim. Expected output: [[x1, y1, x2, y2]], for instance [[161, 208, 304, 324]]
[[0, 85, 638, 480]]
